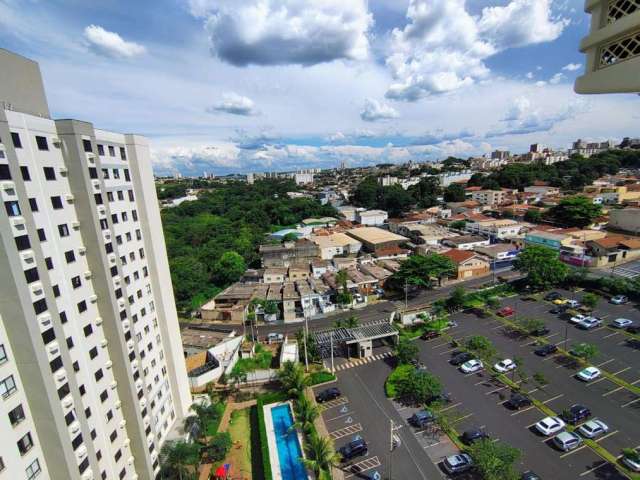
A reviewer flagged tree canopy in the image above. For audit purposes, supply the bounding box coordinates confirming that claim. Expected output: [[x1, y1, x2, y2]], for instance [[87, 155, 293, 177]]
[[548, 196, 603, 228], [388, 254, 456, 290], [513, 245, 569, 290], [468, 439, 522, 480]]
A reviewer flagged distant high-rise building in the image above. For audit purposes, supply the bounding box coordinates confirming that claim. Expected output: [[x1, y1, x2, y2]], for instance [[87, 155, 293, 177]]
[[0, 48, 190, 480], [491, 150, 510, 160]]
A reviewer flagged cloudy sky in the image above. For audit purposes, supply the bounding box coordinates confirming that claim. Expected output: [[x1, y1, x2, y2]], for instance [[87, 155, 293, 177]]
[[1, 0, 638, 176]]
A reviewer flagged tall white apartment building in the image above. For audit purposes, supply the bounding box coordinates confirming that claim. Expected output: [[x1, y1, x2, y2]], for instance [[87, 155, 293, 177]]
[[0, 49, 190, 480]]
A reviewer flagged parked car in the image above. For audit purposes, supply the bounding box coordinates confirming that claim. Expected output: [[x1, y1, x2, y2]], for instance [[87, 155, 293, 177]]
[[420, 330, 441, 340], [550, 305, 566, 314], [577, 367, 601, 382], [628, 325, 640, 334], [506, 392, 532, 410], [315, 387, 341, 403], [267, 332, 284, 343], [577, 419, 609, 439], [450, 352, 474, 366], [545, 292, 562, 301], [339, 437, 368, 462], [611, 318, 633, 329], [442, 453, 473, 474], [521, 471, 541, 480], [535, 416, 566, 436], [577, 317, 602, 330], [553, 431, 582, 451], [534, 344, 558, 357], [461, 428, 489, 445], [494, 359, 516, 373], [497, 306, 515, 317], [566, 300, 581, 308], [569, 314, 588, 324], [562, 404, 591, 425], [409, 410, 436, 428], [610, 295, 629, 305], [622, 449, 640, 472], [553, 298, 568, 305], [460, 359, 484, 374]]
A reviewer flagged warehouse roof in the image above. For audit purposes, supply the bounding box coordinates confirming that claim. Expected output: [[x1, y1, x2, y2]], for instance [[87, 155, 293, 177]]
[[346, 227, 407, 244]]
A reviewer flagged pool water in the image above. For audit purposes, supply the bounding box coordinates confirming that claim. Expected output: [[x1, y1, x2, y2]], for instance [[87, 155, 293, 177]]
[[271, 404, 307, 480]]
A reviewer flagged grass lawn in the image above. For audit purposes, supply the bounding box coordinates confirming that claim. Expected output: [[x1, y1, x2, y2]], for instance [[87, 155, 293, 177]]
[[224, 408, 253, 480]]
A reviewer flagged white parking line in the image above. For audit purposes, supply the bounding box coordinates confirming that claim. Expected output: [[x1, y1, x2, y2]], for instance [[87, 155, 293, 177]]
[[560, 445, 588, 458], [591, 326, 606, 333], [596, 430, 619, 443], [631, 379, 640, 385], [602, 386, 624, 397], [602, 331, 620, 339], [545, 332, 560, 340], [622, 398, 640, 408], [439, 402, 462, 412], [542, 394, 564, 404], [585, 377, 609, 387], [432, 342, 451, 349], [595, 359, 615, 368], [453, 413, 473, 423], [513, 406, 536, 417], [439, 347, 459, 356], [543, 354, 560, 362], [611, 366, 631, 376], [579, 461, 609, 477]]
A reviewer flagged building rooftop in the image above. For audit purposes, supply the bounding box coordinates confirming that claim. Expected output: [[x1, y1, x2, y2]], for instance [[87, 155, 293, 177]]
[[442, 235, 487, 245], [346, 227, 407, 244], [442, 249, 478, 264]]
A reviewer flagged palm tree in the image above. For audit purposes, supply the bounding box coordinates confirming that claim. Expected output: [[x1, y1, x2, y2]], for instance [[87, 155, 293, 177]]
[[336, 269, 348, 292], [159, 440, 200, 480], [301, 433, 340, 478], [278, 361, 309, 398], [188, 402, 222, 442], [345, 315, 359, 328], [292, 394, 320, 434]]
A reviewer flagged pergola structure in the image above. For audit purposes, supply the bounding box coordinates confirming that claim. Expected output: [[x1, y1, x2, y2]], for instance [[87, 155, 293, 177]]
[[313, 320, 399, 359]]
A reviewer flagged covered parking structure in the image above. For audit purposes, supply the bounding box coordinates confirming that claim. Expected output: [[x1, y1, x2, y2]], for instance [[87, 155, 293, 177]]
[[313, 321, 399, 360]]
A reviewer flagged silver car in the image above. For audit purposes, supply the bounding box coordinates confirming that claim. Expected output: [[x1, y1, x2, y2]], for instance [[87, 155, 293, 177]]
[[577, 419, 609, 439], [553, 431, 582, 451]]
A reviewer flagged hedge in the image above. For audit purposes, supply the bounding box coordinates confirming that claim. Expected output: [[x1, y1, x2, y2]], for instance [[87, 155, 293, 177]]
[[308, 371, 336, 386], [255, 399, 273, 480]]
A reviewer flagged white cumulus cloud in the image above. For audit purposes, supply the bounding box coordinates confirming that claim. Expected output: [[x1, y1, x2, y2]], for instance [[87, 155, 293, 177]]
[[385, 0, 568, 101], [83, 25, 146, 59], [562, 62, 582, 71], [189, 0, 373, 66], [360, 98, 400, 122], [207, 92, 259, 116]]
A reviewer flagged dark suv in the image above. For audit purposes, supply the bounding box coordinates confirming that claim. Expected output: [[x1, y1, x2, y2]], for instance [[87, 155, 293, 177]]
[[534, 344, 558, 357], [561, 404, 591, 425], [461, 429, 489, 445], [315, 387, 341, 403], [409, 410, 436, 428], [339, 437, 368, 462], [450, 352, 474, 366], [545, 292, 562, 301], [506, 392, 533, 410]]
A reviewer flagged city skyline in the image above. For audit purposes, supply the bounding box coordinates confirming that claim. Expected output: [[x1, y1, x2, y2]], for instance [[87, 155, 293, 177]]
[[1, 0, 639, 176]]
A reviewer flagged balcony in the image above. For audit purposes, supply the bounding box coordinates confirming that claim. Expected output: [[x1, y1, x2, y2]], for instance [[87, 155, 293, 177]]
[[575, 0, 640, 93]]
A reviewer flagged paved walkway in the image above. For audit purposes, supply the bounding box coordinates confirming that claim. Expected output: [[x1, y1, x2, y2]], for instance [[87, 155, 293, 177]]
[[218, 399, 257, 432], [330, 351, 394, 372], [306, 387, 345, 480]]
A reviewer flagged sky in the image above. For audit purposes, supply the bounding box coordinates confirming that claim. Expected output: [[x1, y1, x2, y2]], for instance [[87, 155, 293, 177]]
[[1, 0, 639, 176]]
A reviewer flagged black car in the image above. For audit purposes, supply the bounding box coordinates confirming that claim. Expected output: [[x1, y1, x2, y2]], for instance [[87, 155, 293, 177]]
[[506, 392, 533, 410], [461, 429, 489, 445], [627, 325, 640, 334], [531, 327, 551, 336], [450, 352, 474, 366], [545, 292, 562, 301], [420, 330, 441, 340], [550, 305, 567, 315], [339, 437, 368, 461], [409, 410, 436, 428], [315, 387, 341, 403], [561, 404, 591, 425], [534, 344, 558, 357], [522, 471, 541, 480]]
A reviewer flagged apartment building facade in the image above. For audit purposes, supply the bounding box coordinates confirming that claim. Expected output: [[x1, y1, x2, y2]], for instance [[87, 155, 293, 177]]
[[0, 49, 190, 480]]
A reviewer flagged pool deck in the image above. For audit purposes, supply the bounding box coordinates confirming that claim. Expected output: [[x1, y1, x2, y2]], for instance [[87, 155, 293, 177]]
[[263, 401, 309, 480]]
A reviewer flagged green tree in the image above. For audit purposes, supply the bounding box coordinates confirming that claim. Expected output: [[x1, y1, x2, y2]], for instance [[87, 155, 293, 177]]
[[389, 254, 456, 289], [446, 286, 467, 312], [205, 432, 232, 462], [301, 433, 340, 478], [169, 256, 209, 306], [344, 315, 359, 328], [549, 196, 603, 228], [444, 183, 466, 202], [449, 220, 467, 230], [571, 342, 599, 361], [533, 372, 548, 388], [487, 296, 501, 309], [381, 184, 415, 217], [351, 176, 380, 209], [395, 338, 419, 365], [395, 370, 443, 404], [278, 361, 309, 398], [292, 394, 320, 434], [524, 209, 543, 223], [159, 440, 201, 480], [467, 439, 522, 480], [410, 176, 441, 208], [513, 245, 569, 290], [213, 251, 246, 285], [581, 292, 600, 309], [516, 317, 547, 335], [466, 336, 497, 359], [282, 232, 299, 242]]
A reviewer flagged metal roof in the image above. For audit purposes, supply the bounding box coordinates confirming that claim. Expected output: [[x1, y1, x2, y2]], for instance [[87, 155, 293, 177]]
[[312, 320, 398, 358]]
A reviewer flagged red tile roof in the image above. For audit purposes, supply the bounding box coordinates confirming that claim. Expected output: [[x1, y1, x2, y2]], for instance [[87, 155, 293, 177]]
[[442, 249, 476, 264]]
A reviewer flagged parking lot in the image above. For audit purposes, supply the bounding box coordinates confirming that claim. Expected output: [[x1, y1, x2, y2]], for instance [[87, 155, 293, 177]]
[[412, 288, 640, 479]]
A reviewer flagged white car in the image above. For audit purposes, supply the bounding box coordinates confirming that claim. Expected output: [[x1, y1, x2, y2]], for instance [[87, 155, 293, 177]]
[[578, 317, 602, 330], [610, 295, 629, 305], [494, 359, 516, 373], [567, 300, 581, 308], [460, 359, 483, 374], [623, 451, 640, 472], [535, 416, 566, 436], [611, 318, 633, 329], [569, 314, 588, 324], [442, 453, 473, 474], [577, 367, 601, 382], [577, 419, 609, 439]]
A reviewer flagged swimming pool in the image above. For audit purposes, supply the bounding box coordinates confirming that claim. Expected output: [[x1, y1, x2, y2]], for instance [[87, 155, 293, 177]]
[[270, 403, 308, 480]]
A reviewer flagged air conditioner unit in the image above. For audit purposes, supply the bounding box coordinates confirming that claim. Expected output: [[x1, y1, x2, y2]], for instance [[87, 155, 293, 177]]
[[55, 371, 67, 383], [47, 342, 60, 356], [76, 445, 87, 459], [119, 419, 126, 428], [105, 360, 113, 369], [84, 270, 92, 279], [124, 439, 131, 447], [20, 251, 35, 264], [39, 315, 52, 328], [118, 299, 125, 308], [70, 421, 81, 435], [97, 205, 106, 214], [52, 137, 62, 147], [111, 381, 118, 390], [59, 166, 68, 175], [89, 294, 97, 303], [127, 456, 134, 466], [1, 181, 15, 191], [78, 247, 86, 255], [65, 193, 75, 202], [71, 221, 80, 229], [86, 152, 95, 160], [30, 282, 44, 296], [100, 339, 108, 348], [95, 316, 103, 326], [62, 395, 74, 408], [10, 217, 25, 227], [115, 400, 122, 409]]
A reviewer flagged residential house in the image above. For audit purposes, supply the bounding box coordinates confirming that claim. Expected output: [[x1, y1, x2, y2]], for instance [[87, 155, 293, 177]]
[[442, 249, 491, 281], [357, 209, 389, 226], [586, 235, 640, 267], [442, 235, 491, 250], [474, 243, 520, 263], [264, 268, 287, 283], [609, 208, 640, 234], [312, 232, 362, 259], [259, 239, 320, 267], [471, 189, 509, 206], [288, 266, 310, 282], [465, 219, 524, 240], [311, 259, 331, 278], [346, 227, 408, 254]]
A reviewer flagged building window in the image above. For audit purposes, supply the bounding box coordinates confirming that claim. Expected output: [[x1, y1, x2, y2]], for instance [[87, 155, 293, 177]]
[[102, 168, 109, 179], [29, 198, 38, 212], [71, 276, 81, 289], [65, 250, 76, 263], [25, 459, 41, 480], [113, 169, 120, 179], [109, 430, 117, 442], [97, 144, 105, 156], [45, 257, 54, 270], [95, 369, 103, 382], [108, 145, 115, 157], [0, 164, 11, 180], [120, 147, 127, 160], [83, 139, 92, 153], [33, 298, 47, 315], [117, 190, 124, 201], [4, 200, 21, 217], [43, 166, 55, 180], [41, 328, 56, 344], [83, 324, 93, 337], [66, 337, 74, 349], [37, 229, 46, 242], [60, 311, 67, 324], [17, 432, 34, 455], [128, 190, 134, 201], [72, 434, 83, 450], [52, 284, 60, 297], [15, 235, 30, 251], [20, 166, 30, 181], [77, 300, 87, 313], [57, 383, 70, 400], [0, 344, 7, 364], [89, 347, 98, 359], [51, 196, 63, 209], [11, 132, 22, 149], [100, 218, 108, 230], [100, 390, 108, 402], [35, 136, 49, 151], [111, 213, 119, 224], [58, 224, 69, 237], [89, 167, 98, 179], [78, 457, 89, 474], [49, 356, 62, 373], [124, 168, 130, 181], [0, 456, 5, 472], [0, 375, 17, 398], [94, 193, 103, 205]]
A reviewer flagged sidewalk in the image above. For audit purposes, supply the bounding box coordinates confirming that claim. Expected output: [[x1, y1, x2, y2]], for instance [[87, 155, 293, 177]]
[[218, 399, 257, 432]]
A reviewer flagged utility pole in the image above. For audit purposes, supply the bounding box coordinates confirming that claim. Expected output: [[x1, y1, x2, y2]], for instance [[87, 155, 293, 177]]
[[330, 332, 334, 374], [388, 419, 401, 480]]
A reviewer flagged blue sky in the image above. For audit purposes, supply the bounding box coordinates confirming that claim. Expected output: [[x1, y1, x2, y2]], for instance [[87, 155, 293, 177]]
[[1, 0, 638, 176]]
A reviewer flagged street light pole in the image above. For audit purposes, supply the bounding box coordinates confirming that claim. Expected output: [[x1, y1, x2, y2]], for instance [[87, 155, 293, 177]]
[[304, 294, 309, 372], [330, 332, 334, 374], [388, 419, 401, 480]]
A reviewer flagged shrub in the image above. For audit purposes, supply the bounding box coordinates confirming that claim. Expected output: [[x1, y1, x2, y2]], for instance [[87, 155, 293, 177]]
[[206, 432, 232, 462], [255, 400, 273, 480], [308, 371, 336, 386], [385, 364, 415, 397]]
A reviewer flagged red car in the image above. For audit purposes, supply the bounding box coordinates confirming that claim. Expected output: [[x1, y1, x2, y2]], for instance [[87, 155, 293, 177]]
[[497, 306, 515, 317]]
